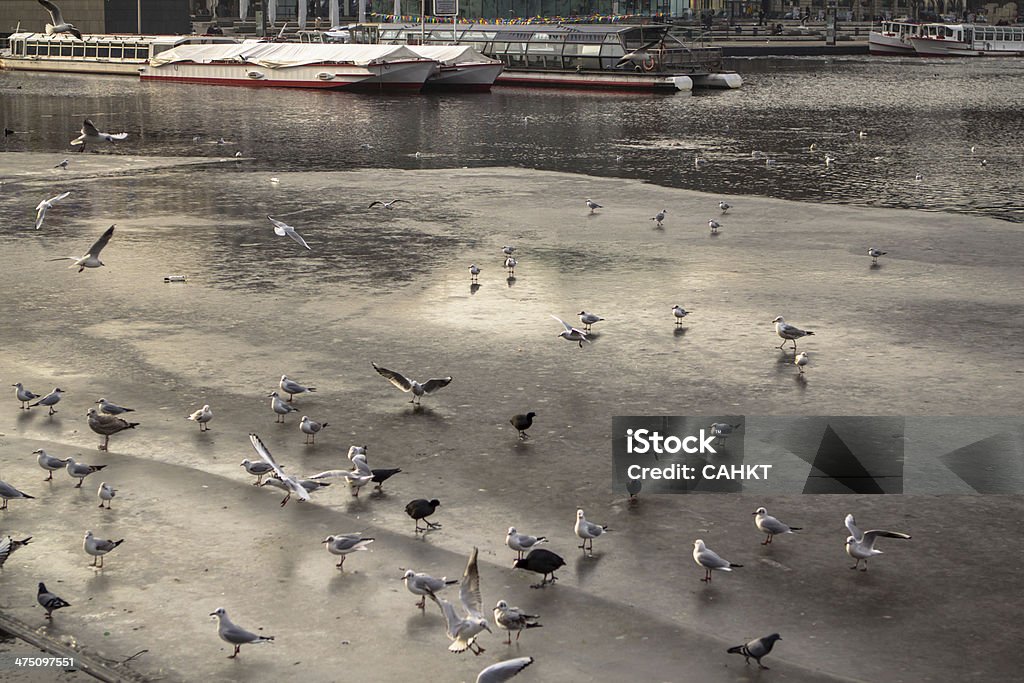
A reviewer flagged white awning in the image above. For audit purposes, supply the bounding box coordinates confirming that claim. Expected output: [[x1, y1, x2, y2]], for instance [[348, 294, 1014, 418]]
[[150, 42, 428, 68], [407, 45, 501, 66]]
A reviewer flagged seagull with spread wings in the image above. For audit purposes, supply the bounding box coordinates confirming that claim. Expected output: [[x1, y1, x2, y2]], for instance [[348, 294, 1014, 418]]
[[267, 215, 311, 251], [38, 0, 82, 40], [551, 315, 590, 348], [35, 191, 70, 230], [368, 199, 403, 209], [429, 546, 492, 655], [248, 433, 310, 507], [844, 513, 911, 571], [49, 224, 114, 272], [372, 362, 452, 404], [70, 119, 127, 151]]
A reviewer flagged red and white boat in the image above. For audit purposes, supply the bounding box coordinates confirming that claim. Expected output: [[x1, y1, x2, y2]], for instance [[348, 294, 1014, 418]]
[[910, 23, 1024, 57], [868, 20, 925, 56], [140, 43, 438, 91]]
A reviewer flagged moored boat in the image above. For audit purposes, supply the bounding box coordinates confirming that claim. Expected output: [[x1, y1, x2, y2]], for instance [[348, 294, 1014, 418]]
[[868, 20, 925, 56], [909, 23, 1024, 57]]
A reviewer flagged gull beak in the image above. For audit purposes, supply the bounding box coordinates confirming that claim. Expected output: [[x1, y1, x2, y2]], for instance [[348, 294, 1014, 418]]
[[751, 511, 757, 515], [208, 612, 217, 617]]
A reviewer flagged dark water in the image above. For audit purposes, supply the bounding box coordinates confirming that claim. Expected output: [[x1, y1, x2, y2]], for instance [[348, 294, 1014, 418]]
[[2, 55, 1023, 221]]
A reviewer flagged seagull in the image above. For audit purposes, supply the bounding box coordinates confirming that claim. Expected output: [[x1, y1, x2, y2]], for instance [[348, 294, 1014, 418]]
[[299, 415, 328, 444], [552, 315, 590, 348], [186, 404, 213, 431], [65, 457, 106, 488], [915, 173, 923, 181], [279, 375, 315, 402], [868, 247, 887, 264], [35, 191, 71, 230], [772, 316, 814, 351], [506, 527, 547, 560], [859, 130, 868, 138], [37, 582, 71, 619], [261, 476, 330, 499], [578, 311, 604, 332], [38, 0, 82, 39], [308, 458, 373, 498], [0, 536, 32, 569], [718, 201, 731, 214], [96, 397, 134, 415], [477, 657, 535, 683], [825, 154, 836, 167], [87, 407, 139, 451], [70, 119, 127, 151], [371, 362, 452, 405], [0, 479, 35, 510], [728, 633, 782, 670], [753, 507, 801, 545], [13, 383, 40, 409], [84, 530, 123, 568], [672, 305, 689, 324], [405, 498, 441, 532], [585, 198, 602, 213], [693, 539, 742, 582], [509, 412, 536, 441], [574, 509, 607, 554], [504, 256, 517, 276], [321, 533, 374, 570], [513, 548, 565, 589], [650, 208, 667, 227], [469, 264, 481, 281], [248, 433, 310, 507], [502, 245, 516, 257], [240, 459, 275, 485], [34, 449, 69, 481], [28, 387, 64, 415], [808, 143, 818, 152], [49, 224, 114, 272], [795, 351, 810, 373], [267, 391, 299, 423], [97, 482, 116, 509], [368, 199, 403, 209], [694, 156, 707, 169], [402, 569, 458, 609], [429, 547, 492, 655], [493, 600, 542, 644], [708, 219, 720, 234], [209, 607, 274, 658], [844, 513, 911, 571], [267, 215, 311, 251]]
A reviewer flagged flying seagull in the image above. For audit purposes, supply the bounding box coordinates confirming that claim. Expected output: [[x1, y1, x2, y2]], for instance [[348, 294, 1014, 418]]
[[70, 119, 127, 151], [38, 0, 82, 40], [0, 536, 32, 569], [476, 657, 535, 683], [368, 199, 403, 209], [35, 191, 71, 230], [844, 513, 911, 571], [267, 215, 311, 251], [49, 224, 114, 272], [551, 315, 590, 348], [372, 362, 452, 405]]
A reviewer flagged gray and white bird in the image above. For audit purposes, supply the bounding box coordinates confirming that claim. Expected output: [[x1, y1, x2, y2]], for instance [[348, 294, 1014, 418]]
[[308, 458, 372, 497], [261, 476, 329, 501], [844, 513, 911, 571], [578, 311, 604, 332], [429, 547, 492, 655], [267, 391, 300, 423], [0, 535, 32, 569], [279, 375, 315, 402], [321, 533, 374, 570], [585, 198, 602, 213], [83, 530, 123, 568], [574, 509, 607, 554], [87, 407, 139, 451], [368, 198, 403, 209], [34, 191, 71, 230], [493, 600, 542, 644], [209, 607, 274, 658], [38, 0, 82, 39], [240, 459, 275, 485], [34, 449, 69, 480], [506, 527, 548, 560], [693, 539, 742, 582], [718, 201, 731, 214], [0, 479, 35, 510], [65, 457, 106, 488], [97, 482, 116, 509], [96, 397, 134, 415], [552, 315, 590, 348], [37, 582, 71, 619], [727, 633, 782, 670], [504, 256, 517, 276], [372, 362, 452, 405], [267, 215, 311, 251], [502, 245, 516, 257], [469, 264, 481, 281], [708, 219, 720, 234], [772, 316, 814, 351], [186, 404, 213, 431], [402, 569, 458, 609], [672, 305, 690, 324], [650, 208, 667, 227], [299, 415, 328, 444], [868, 247, 887, 264], [249, 433, 310, 507], [753, 507, 801, 545], [795, 351, 810, 374], [70, 119, 127, 151], [28, 387, 64, 415], [12, 383, 40, 409], [55, 158, 69, 170], [49, 224, 114, 272], [477, 657, 535, 683]]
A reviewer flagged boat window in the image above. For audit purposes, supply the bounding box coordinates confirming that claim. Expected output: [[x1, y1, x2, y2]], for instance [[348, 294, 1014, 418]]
[[85, 44, 97, 57], [14, 39, 25, 56], [61, 42, 73, 56], [98, 45, 109, 58], [110, 45, 123, 59], [490, 41, 508, 54], [72, 43, 85, 57], [562, 43, 580, 57], [26, 42, 38, 56]]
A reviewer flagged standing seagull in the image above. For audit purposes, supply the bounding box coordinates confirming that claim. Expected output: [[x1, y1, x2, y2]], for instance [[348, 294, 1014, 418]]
[[87, 408, 139, 451], [727, 633, 782, 670], [585, 198, 602, 213], [509, 412, 536, 441], [493, 600, 542, 644], [240, 459, 275, 486], [299, 415, 328, 444], [37, 582, 71, 619], [708, 219, 720, 234], [718, 201, 731, 214], [868, 247, 887, 264], [279, 375, 315, 402], [13, 383, 40, 409], [0, 479, 35, 510], [65, 457, 106, 488], [267, 391, 299, 423], [186, 404, 213, 431], [209, 608, 274, 658], [477, 657, 535, 683], [96, 398, 134, 415], [83, 530, 123, 568], [578, 311, 604, 332], [0, 536, 32, 569], [321, 534, 374, 570], [267, 215, 311, 251], [650, 208, 667, 227], [469, 264, 481, 281], [429, 547, 492, 655], [248, 433, 310, 507], [753, 507, 801, 545], [55, 158, 69, 170], [34, 449, 69, 481], [70, 119, 127, 151], [693, 539, 742, 582], [49, 224, 114, 272], [844, 513, 911, 571], [97, 482, 116, 509], [506, 527, 547, 560], [372, 362, 453, 405], [551, 315, 590, 348], [403, 569, 458, 610], [574, 509, 607, 555], [504, 256, 517, 276], [672, 305, 690, 325], [34, 191, 71, 230], [28, 387, 64, 415], [772, 316, 814, 351], [38, 1, 83, 39], [795, 351, 810, 374]]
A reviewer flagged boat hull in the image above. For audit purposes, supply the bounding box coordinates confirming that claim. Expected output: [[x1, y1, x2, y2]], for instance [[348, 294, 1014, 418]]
[[140, 60, 436, 91], [495, 69, 692, 92], [909, 37, 1024, 57], [867, 32, 919, 56], [423, 63, 504, 91], [0, 56, 143, 74]]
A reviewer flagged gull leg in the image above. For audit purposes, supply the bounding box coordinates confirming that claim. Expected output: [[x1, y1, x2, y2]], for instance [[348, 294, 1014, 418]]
[[417, 596, 426, 609], [506, 633, 512, 645], [46, 471, 53, 481], [75, 479, 83, 489], [229, 645, 240, 658], [762, 534, 771, 545], [861, 561, 868, 572]]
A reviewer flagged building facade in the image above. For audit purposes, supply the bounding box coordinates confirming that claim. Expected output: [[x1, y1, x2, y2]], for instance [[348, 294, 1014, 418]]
[[1, 1, 189, 38]]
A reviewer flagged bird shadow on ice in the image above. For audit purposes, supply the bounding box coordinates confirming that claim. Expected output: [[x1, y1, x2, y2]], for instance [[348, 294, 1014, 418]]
[[869, 263, 882, 271], [673, 326, 688, 339], [328, 569, 371, 594], [574, 552, 603, 585], [85, 570, 111, 591], [404, 611, 439, 636], [506, 276, 516, 288], [470, 283, 481, 295], [794, 374, 807, 389], [15, 411, 35, 426]]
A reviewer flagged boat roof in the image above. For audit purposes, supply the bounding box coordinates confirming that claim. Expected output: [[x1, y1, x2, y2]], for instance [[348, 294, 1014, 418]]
[[150, 42, 429, 68], [369, 22, 672, 37], [8, 32, 239, 46]]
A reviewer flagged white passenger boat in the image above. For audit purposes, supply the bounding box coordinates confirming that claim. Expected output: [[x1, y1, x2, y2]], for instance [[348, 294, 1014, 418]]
[[139, 43, 438, 91], [868, 20, 924, 56], [909, 23, 1024, 57], [0, 32, 238, 75]]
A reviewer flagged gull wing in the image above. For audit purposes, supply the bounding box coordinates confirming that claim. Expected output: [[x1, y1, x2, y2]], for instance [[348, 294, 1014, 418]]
[[460, 546, 483, 619], [81, 119, 99, 137], [107, 132, 128, 140], [550, 315, 573, 332], [759, 515, 790, 535], [308, 469, 357, 480], [249, 433, 288, 480], [267, 215, 291, 237], [429, 593, 461, 640], [862, 529, 911, 549], [368, 200, 383, 208], [422, 377, 453, 394], [0, 537, 12, 567], [38, 0, 63, 25], [477, 657, 535, 683], [86, 225, 114, 258], [372, 363, 413, 392], [844, 514, 862, 542], [286, 227, 311, 250], [35, 204, 48, 230], [697, 546, 730, 569], [351, 455, 372, 476]]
